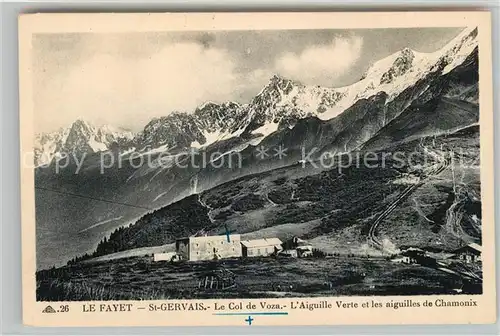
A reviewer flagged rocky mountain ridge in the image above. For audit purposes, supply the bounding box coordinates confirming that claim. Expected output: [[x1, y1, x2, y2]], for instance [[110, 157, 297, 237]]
[[34, 27, 478, 166], [34, 120, 134, 166]]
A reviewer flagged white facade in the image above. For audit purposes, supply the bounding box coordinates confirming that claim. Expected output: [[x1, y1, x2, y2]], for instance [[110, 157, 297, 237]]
[[241, 238, 283, 257], [176, 234, 242, 261], [153, 252, 177, 262]]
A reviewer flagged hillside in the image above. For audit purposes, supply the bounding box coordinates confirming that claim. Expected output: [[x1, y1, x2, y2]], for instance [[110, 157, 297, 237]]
[[89, 123, 480, 259]]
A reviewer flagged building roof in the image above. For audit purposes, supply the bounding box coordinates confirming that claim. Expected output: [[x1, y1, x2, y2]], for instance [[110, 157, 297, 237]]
[[240, 238, 282, 248], [401, 248, 426, 257], [454, 243, 482, 254], [177, 234, 241, 242], [468, 243, 482, 252], [403, 247, 425, 253], [154, 252, 177, 256]]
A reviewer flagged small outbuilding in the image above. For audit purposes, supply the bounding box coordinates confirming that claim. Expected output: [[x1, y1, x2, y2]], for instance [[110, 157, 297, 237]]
[[281, 236, 313, 258], [296, 244, 313, 258], [400, 248, 425, 264], [280, 249, 298, 258], [153, 252, 179, 262], [397, 247, 436, 266], [453, 243, 482, 263], [241, 238, 283, 257]]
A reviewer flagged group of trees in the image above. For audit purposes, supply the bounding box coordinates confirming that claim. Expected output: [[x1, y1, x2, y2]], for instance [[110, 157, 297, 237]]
[[311, 248, 327, 258], [66, 226, 130, 265], [66, 195, 213, 265], [94, 226, 130, 256], [67, 253, 93, 265]]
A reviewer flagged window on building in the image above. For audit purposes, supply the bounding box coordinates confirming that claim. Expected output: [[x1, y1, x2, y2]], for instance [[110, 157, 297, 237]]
[[257, 248, 261, 255]]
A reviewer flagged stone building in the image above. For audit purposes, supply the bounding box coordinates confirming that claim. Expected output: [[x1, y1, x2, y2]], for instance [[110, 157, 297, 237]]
[[176, 234, 242, 261], [453, 243, 482, 263]]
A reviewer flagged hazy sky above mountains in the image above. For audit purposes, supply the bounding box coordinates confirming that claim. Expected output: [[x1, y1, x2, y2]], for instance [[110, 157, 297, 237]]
[[33, 27, 464, 133]]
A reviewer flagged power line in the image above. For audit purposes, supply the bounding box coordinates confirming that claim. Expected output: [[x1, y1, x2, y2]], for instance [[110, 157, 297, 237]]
[[35, 186, 153, 210]]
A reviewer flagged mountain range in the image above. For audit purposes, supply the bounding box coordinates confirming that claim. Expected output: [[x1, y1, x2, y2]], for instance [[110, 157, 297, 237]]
[[34, 27, 481, 270], [34, 27, 477, 166], [34, 121, 135, 167]]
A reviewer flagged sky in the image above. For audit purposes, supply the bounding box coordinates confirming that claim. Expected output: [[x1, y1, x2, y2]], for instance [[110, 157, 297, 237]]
[[33, 27, 465, 133]]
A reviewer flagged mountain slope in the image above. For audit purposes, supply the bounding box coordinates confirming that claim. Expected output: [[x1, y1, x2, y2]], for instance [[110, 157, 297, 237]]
[[89, 124, 480, 259]]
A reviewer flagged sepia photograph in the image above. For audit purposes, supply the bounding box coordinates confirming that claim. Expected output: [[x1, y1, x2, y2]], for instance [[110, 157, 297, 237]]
[[18, 12, 495, 327]]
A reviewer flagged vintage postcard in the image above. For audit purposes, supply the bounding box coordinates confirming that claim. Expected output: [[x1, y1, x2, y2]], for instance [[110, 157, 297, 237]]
[[19, 12, 496, 327]]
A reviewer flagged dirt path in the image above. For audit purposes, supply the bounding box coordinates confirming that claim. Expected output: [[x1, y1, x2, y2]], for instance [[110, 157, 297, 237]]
[[368, 140, 451, 251], [368, 183, 422, 249], [263, 191, 278, 206], [194, 193, 218, 236]]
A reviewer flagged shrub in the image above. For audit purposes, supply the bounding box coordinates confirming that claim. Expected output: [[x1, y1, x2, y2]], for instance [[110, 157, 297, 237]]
[[312, 249, 327, 258]]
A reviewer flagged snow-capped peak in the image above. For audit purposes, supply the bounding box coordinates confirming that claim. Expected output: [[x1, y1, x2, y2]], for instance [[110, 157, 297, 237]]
[[135, 101, 248, 152], [263, 74, 302, 93], [365, 47, 416, 81], [234, 26, 478, 134], [437, 27, 478, 74], [34, 120, 135, 166], [197, 101, 218, 110], [315, 26, 478, 120]]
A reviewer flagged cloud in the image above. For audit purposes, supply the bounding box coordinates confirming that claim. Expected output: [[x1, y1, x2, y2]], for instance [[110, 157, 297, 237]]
[[275, 35, 363, 85], [231, 68, 272, 97], [34, 34, 365, 133], [35, 42, 238, 132]]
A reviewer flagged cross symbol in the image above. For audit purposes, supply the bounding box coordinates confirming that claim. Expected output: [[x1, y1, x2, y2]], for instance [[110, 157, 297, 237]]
[[245, 316, 254, 325]]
